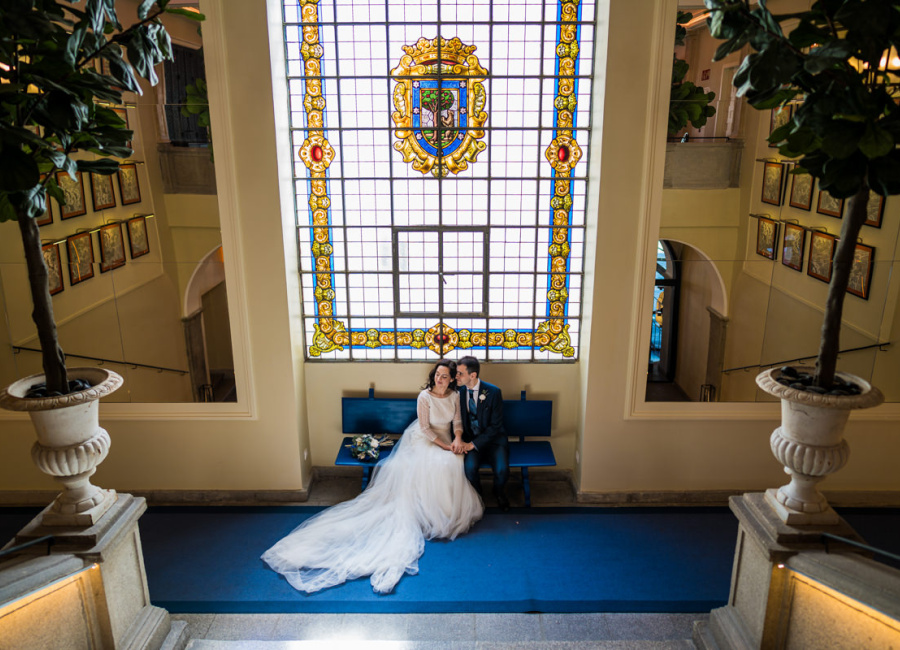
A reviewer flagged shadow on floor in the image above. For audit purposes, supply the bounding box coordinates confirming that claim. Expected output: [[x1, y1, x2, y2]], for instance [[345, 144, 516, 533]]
[[645, 381, 691, 402]]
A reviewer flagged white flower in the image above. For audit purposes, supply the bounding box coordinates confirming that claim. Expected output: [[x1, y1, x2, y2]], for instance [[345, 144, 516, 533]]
[[479, 392, 486, 401]]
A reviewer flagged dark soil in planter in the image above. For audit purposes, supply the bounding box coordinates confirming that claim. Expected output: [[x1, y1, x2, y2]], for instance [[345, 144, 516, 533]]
[[776, 366, 862, 396], [25, 378, 94, 399]]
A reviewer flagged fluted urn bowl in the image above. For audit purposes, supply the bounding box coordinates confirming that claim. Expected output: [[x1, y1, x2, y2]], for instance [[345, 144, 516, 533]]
[[0, 367, 123, 526], [756, 366, 884, 526]]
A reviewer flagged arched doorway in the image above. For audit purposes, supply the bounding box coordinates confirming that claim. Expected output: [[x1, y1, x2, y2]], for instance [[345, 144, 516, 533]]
[[183, 246, 236, 402], [647, 240, 728, 401]]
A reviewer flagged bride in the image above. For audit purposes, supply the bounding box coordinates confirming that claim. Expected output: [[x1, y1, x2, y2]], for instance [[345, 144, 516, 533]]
[[261, 359, 484, 594]]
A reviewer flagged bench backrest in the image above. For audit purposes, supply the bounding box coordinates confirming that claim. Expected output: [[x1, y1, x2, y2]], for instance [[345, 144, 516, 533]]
[[342, 388, 552, 441]]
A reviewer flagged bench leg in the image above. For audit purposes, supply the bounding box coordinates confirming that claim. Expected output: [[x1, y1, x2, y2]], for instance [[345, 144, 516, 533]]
[[361, 466, 373, 491], [521, 466, 531, 507]]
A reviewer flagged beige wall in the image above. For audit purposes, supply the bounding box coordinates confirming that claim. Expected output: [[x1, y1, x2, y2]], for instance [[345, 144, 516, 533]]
[[0, 0, 308, 494], [674, 246, 718, 400], [164, 193, 223, 308], [0, 0, 899, 501]]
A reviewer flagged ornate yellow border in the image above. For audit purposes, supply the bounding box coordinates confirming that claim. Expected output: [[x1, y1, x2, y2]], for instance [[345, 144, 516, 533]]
[[296, 0, 584, 358]]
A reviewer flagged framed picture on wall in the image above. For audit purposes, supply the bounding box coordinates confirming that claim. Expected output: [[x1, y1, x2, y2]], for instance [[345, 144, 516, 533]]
[[848, 243, 875, 300], [768, 105, 792, 148], [55, 170, 87, 219], [66, 232, 95, 285], [117, 163, 141, 205], [36, 174, 53, 226], [816, 189, 844, 218], [756, 216, 779, 260], [807, 231, 836, 283], [90, 172, 117, 211], [865, 190, 885, 228], [781, 223, 806, 272], [98, 222, 127, 272], [126, 215, 150, 258], [761, 162, 784, 205], [788, 173, 814, 210], [112, 107, 133, 151], [42, 243, 64, 295]]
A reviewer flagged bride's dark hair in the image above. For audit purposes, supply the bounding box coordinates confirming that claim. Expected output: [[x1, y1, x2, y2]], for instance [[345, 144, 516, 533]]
[[425, 358, 458, 391]]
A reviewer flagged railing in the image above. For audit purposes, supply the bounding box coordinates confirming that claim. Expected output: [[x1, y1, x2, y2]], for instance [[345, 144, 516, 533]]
[[666, 135, 734, 142], [821, 533, 900, 566], [0, 535, 54, 560], [12, 346, 188, 376], [722, 341, 891, 374]]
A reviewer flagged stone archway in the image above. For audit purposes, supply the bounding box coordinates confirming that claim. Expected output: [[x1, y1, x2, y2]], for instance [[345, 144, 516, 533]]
[[649, 239, 728, 401], [182, 246, 232, 401]]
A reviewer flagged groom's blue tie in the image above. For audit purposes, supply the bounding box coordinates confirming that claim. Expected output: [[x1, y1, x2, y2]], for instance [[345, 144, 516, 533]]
[[468, 389, 479, 433]]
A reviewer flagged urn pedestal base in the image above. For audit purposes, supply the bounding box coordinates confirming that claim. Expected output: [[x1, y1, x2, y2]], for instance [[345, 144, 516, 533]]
[[9, 493, 182, 650], [764, 488, 839, 526], [41, 488, 118, 526], [694, 492, 865, 650]]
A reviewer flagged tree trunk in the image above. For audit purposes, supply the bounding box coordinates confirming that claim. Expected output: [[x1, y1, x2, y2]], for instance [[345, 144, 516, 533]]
[[16, 212, 68, 393], [815, 186, 869, 388]]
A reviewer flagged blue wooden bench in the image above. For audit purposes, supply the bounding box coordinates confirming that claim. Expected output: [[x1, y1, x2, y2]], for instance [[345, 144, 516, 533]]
[[335, 388, 555, 506]]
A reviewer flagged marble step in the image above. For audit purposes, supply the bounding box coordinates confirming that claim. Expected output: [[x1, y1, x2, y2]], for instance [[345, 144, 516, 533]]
[[186, 640, 696, 649]]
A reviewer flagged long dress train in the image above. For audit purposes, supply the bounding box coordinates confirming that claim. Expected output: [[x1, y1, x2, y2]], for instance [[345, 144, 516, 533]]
[[261, 389, 484, 593]]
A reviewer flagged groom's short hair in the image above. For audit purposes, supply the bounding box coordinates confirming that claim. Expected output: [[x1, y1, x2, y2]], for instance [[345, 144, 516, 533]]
[[458, 355, 480, 377]]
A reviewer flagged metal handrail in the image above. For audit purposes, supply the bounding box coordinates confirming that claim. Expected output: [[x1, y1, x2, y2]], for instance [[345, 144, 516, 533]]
[[12, 346, 187, 375], [722, 342, 891, 374], [0, 535, 55, 560], [821, 533, 900, 565]]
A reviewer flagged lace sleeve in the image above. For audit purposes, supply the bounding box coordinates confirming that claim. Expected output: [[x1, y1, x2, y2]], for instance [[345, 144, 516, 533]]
[[417, 391, 438, 442], [452, 395, 463, 437]]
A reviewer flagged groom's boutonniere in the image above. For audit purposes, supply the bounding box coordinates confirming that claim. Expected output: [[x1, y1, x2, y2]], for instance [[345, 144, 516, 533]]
[[479, 390, 487, 402]]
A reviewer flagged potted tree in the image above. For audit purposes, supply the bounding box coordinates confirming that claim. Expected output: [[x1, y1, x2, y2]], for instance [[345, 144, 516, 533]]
[[0, 0, 201, 525], [669, 10, 717, 137], [705, 0, 894, 523]]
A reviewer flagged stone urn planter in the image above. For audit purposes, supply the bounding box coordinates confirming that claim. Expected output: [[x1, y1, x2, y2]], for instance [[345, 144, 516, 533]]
[[756, 367, 884, 525], [0, 367, 123, 526]]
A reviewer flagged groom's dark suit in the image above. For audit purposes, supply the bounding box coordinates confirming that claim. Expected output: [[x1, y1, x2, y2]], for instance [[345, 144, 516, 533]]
[[459, 380, 509, 502]]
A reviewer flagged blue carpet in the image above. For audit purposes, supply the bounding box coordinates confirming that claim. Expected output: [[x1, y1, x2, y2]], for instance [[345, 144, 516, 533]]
[[3, 505, 898, 614], [141, 506, 737, 614]]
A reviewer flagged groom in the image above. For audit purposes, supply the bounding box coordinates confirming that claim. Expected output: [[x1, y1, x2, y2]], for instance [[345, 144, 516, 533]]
[[454, 356, 510, 511]]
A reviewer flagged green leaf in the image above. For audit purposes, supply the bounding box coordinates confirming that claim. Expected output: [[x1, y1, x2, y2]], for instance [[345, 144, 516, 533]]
[[84, 0, 107, 36], [0, 145, 39, 191], [821, 121, 864, 159], [76, 159, 121, 174], [104, 52, 143, 94], [64, 21, 88, 67], [804, 40, 854, 74], [672, 58, 689, 84], [44, 176, 65, 206], [0, 194, 17, 223], [750, 89, 798, 110], [7, 182, 48, 220], [787, 18, 831, 49], [137, 0, 157, 20], [713, 32, 750, 61], [165, 7, 205, 21], [868, 151, 900, 195], [859, 122, 895, 159]]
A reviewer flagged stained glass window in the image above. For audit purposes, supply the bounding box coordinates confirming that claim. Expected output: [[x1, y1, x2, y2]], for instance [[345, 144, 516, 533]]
[[280, 0, 596, 360]]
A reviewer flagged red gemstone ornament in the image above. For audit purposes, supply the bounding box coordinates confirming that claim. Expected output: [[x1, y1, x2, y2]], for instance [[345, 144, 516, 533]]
[[434, 334, 449, 345], [557, 146, 569, 162], [311, 145, 324, 162]]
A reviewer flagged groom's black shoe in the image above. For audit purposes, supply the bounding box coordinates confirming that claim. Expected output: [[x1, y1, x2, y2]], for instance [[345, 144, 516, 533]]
[[496, 493, 510, 512]]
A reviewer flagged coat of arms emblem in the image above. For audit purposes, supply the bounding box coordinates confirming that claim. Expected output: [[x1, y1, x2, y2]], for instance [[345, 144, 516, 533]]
[[391, 37, 488, 177]]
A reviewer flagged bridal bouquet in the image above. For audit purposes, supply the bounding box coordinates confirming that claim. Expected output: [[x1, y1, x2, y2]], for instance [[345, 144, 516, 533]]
[[346, 434, 395, 461]]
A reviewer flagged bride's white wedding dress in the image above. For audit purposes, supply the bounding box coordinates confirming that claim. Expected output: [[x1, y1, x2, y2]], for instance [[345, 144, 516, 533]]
[[261, 389, 484, 594]]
